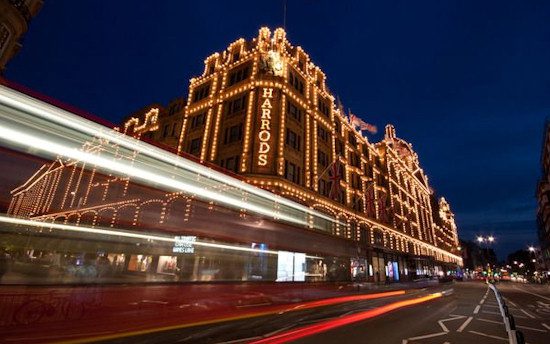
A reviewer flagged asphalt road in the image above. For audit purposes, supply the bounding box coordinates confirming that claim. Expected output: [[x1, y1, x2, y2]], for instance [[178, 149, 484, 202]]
[[97, 282, 550, 344], [497, 282, 550, 344]]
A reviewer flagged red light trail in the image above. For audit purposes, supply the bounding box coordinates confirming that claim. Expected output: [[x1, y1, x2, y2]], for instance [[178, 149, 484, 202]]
[[249, 292, 443, 344]]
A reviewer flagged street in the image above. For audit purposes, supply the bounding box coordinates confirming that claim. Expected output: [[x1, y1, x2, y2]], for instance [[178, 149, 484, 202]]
[[91, 282, 549, 344]]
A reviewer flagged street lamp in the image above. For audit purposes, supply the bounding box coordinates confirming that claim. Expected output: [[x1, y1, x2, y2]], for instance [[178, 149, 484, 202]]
[[487, 236, 494, 243], [477, 236, 484, 243], [528, 246, 535, 253]]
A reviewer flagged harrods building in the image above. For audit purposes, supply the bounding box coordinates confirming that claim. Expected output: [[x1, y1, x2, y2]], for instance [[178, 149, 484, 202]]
[[10, 27, 461, 283], [122, 27, 462, 276]]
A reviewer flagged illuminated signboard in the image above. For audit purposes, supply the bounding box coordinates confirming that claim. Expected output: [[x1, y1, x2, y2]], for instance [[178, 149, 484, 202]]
[[173, 236, 196, 254], [258, 88, 273, 166]]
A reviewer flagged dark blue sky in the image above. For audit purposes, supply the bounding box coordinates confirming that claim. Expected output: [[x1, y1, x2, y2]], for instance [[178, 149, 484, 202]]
[[5, 1, 550, 259]]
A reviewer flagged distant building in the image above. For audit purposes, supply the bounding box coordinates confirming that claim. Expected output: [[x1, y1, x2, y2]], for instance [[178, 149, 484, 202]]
[[0, 0, 43, 73], [460, 239, 497, 271], [536, 120, 550, 269]]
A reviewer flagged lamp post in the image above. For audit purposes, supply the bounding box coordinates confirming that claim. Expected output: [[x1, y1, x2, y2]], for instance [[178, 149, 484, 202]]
[[527, 245, 544, 282], [476, 235, 496, 274]]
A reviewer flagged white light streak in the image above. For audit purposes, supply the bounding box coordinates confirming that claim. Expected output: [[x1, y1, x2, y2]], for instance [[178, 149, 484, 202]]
[[0, 125, 308, 227], [0, 85, 339, 226]]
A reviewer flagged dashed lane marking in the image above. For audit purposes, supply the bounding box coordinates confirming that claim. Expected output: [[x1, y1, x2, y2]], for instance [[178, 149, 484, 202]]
[[473, 305, 481, 314], [542, 323, 550, 330], [479, 298, 485, 305]]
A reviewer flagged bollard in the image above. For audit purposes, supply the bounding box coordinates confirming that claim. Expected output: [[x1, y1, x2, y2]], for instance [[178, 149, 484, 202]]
[[515, 330, 525, 344], [507, 314, 515, 330]]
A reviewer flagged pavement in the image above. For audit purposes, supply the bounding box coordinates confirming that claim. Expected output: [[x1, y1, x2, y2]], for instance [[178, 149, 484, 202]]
[[90, 281, 550, 344]]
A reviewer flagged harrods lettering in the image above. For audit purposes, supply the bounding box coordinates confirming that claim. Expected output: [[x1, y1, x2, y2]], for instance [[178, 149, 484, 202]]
[[258, 88, 273, 166]]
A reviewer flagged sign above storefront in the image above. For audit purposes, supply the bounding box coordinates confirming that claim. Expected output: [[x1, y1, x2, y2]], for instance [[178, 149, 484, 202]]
[[173, 236, 196, 254]]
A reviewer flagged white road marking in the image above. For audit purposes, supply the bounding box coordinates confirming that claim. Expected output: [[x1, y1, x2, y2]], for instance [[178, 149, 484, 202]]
[[468, 330, 508, 341], [481, 309, 529, 319], [402, 340, 408, 344], [504, 298, 518, 307], [436, 315, 465, 332], [542, 323, 550, 330], [407, 332, 448, 340], [456, 316, 473, 332], [473, 305, 481, 314], [477, 317, 503, 325], [482, 304, 503, 309], [479, 298, 485, 305], [515, 287, 550, 301], [520, 309, 536, 319], [437, 320, 449, 332], [516, 324, 547, 332]]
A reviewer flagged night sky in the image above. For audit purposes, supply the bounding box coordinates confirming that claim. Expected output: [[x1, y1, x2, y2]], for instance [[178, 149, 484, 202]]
[[5, 1, 550, 259]]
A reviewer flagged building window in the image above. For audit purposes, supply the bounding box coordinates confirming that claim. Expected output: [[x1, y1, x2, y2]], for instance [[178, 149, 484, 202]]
[[227, 64, 250, 87], [362, 145, 370, 160], [225, 94, 247, 117], [189, 138, 201, 156], [334, 120, 341, 134], [352, 153, 359, 169], [190, 112, 206, 129], [352, 196, 363, 212], [318, 179, 329, 197], [348, 134, 357, 146], [335, 139, 344, 156], [285, 128, 301, 151], [224, 123, 243, 144], [171, 122, 179, 137], [284, 160, 301, 185], [221, 155, 240, 173], [192, 83, 211, 103], [163, 124, 169, 138], [287, 100, 302, 123], [233, 51, 240, 62], [351, 173, 361, 189], [288, 70, 304, 95], [317, 150, 328, 167], [208, 64, 215, 74], [0, 24, 10, 56], [318, 97, 330, 117], [317, 125, 328, 142]]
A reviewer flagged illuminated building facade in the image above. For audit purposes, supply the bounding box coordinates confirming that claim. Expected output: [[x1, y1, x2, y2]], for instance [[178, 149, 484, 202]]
[[536, 120, 550, 269], [127, 27, 462, 277], [8, 28, 461, 283], [0, 0, 43, 73], [183, 28, 460, 254]]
